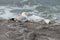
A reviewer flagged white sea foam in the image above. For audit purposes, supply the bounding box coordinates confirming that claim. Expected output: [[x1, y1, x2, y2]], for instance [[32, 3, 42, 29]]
[[0, 7, 15, 19], [22, 5, 39, 10], [7, 5, 38, 10], [0, 6, 7, 9], [28, 15, 44, 22], [0, 6, 22, 19]]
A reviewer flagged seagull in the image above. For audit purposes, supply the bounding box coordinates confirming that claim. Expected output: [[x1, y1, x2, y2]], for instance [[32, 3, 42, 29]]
[[15, 12, 28, 22]]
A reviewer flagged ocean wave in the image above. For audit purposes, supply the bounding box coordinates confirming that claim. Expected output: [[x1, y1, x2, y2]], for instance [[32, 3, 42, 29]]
[[0, 4, 60, 22]]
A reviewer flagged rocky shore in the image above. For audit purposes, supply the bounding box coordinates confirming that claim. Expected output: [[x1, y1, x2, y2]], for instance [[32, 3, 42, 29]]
[[0, 19, 60, 40]]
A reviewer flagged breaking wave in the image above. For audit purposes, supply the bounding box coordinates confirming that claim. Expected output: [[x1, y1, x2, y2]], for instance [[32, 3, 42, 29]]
[[0, 0, 60, 22]]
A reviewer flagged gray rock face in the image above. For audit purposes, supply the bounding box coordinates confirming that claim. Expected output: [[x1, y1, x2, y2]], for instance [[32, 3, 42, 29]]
[[0, 19, 60, 40]]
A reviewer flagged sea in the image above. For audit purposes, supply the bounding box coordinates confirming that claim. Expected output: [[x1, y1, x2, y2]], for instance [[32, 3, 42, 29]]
[[0, 0, 60, 22]]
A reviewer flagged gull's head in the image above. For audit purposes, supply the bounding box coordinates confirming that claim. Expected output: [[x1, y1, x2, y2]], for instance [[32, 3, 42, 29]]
[[21, 12, 27, 16], [44, 19, 50, 24]]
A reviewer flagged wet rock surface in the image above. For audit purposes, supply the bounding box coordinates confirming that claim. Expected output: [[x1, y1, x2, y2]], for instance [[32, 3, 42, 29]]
[[0, 19, 60, 40]]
